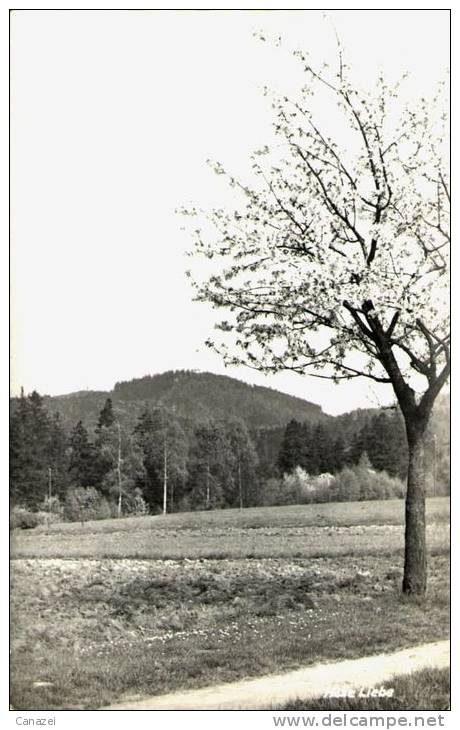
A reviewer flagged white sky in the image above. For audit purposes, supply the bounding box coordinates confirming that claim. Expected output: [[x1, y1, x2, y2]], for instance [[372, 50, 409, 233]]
[[10, 9, 450, 415]]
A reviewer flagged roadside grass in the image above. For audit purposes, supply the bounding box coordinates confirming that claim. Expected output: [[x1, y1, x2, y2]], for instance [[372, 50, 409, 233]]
[[10, 551, 450, 710], [271, 667, 450, 711]]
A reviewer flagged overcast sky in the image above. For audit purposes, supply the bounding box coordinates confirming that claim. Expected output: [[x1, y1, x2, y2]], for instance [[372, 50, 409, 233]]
[[10, 9, 449, 415]]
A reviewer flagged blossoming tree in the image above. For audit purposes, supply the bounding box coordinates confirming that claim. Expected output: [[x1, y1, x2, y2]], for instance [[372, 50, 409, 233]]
[[185, 47, 449, 595]]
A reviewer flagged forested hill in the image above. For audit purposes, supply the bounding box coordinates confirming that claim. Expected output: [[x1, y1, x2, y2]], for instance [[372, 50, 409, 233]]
[[42, 370, 327, 431]]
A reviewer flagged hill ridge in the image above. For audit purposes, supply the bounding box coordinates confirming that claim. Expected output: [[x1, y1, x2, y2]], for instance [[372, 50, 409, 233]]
[[42, 369, 326, 432]]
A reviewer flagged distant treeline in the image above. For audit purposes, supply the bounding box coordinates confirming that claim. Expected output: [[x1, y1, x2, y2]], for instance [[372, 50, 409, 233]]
[[10, 392, 259, 516], [10, 389, 449, 521]]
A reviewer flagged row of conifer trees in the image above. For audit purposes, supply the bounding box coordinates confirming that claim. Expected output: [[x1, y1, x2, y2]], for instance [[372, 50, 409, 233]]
[[10, 391, 448, 519]]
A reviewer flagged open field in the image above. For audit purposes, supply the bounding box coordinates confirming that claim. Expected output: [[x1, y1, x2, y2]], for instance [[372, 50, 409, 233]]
[[28, 497, 451, 533], [10, 498, 450, 560], [10, 498, 450, 710]]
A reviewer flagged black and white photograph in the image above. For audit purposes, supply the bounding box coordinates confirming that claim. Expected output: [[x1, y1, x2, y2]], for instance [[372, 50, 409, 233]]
[[9, 7, 451, 719]]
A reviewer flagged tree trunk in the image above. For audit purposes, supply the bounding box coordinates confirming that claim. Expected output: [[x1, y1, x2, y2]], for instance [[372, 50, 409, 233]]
[[47, 467, 52, 531], [238, 455, 243, 511], [117, 422, 122, 519], [402, 420, 428, 595], [205, 463, 210, 509], [163, 439, 168, 515]]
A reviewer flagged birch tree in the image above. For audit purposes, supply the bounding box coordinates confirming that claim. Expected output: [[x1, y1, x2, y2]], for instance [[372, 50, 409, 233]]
[[97, 423, 145, 516], [185, 46, 449, 594], [134, 406, 187, 514]]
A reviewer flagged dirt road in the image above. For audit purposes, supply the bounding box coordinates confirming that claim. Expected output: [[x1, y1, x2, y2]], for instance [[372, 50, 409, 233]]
[[102, 639, 449, 710]]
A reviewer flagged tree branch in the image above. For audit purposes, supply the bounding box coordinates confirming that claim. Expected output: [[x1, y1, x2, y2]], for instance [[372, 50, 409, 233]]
[[386, 310, 400, 339], [418, 361, 450, 421], [297, 150, 367, 258], [342, 300, 375, 340]]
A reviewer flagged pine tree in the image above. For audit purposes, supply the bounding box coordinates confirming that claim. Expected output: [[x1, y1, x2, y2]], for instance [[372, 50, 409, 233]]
[[45, 412, 70, 499], [278, 419, 304, 474], [349, 423, 368, 466], [93, 400, 120, 490], [330, 435, 346, 474], [133, 408, 162, 510], [97, 397, 116, 430], [10, 391, 52, 508], [10, 394, 31, 505], [68, 420, 97, 488], [312, 423, 334, 474]]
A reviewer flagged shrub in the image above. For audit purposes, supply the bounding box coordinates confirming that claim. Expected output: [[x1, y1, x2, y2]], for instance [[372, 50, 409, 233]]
[[331, 460, 405, 502], [283, 467, 310, 502], [41, 495, 64, 523], [10, 507, 46, 530], [300, 471, 336, 503], [279, 468, 336, 504], [258, 477, 287, 506], [329, 467, 361, 502], [64, 487, 112, 523], [123, 488, 149, 516], [260, 460, 405, 507]]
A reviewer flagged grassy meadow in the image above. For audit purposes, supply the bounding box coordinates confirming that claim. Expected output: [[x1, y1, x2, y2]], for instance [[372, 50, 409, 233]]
[[10, 497, 450, 560], [10, 498, 450, 710]]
